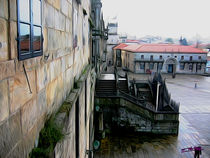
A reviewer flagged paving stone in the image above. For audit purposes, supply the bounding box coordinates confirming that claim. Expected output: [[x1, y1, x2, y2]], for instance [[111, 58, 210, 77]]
[[95, 74, 210, 158]]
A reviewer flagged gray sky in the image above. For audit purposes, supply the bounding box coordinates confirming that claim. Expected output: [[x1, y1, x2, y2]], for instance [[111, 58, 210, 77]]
[[102, 0, 210, 39]]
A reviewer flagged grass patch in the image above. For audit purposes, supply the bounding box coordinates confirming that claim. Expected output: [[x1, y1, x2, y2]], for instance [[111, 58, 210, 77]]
[[29, 116, 64, 158]]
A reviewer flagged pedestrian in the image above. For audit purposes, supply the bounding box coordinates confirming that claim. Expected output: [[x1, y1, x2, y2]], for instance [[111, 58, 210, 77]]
[[194, 146, 202, 158], [195, 83, 197, 88]]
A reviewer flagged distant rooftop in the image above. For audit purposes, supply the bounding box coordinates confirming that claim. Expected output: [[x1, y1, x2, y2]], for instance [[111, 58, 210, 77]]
[[113, 43, 128, 50], [114, 43, 208, 54]]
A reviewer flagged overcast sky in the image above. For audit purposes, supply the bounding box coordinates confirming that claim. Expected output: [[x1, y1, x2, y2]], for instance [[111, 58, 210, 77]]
[[101, 0, 210, 39]]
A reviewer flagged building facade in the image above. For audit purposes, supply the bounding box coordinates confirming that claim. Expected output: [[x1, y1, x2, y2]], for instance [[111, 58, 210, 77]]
[[114, 44, 208, 74], [106, 22, 119, 65], [0, 0, 107, 157]]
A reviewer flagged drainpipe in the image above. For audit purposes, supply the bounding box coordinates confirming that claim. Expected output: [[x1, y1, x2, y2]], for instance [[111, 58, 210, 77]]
[[94, 0, 102, 74], [156, 82, 160, 111]]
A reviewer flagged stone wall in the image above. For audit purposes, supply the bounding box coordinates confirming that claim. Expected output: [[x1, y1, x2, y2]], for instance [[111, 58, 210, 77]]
[[95, 97, 179, 135], [0, 0, 96, 157], [54, 66, 96, 158]]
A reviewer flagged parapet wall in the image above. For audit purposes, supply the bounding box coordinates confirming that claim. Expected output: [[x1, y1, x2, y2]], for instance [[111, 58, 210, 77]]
[[95, 97, 179, 135]]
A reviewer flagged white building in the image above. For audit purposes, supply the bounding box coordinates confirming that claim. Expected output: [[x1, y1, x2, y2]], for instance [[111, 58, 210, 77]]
[[107, 22, 119, 65], [114, 44, 208, 74]]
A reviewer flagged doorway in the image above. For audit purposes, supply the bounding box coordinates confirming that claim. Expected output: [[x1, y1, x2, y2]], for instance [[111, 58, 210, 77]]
[[168, 64, 173, 73]]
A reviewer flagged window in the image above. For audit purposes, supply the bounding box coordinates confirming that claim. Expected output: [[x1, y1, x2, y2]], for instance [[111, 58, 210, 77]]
[[141, 55, 144, 59], [180, 63, 184, 70], [140, 63, 144, 70], [181, 56, 184, 60], [189, 63, 193, 70], [159, 63, 163, 70], [159, 55, 162, 60], [198, 56, 201, 60], [190, 56, 193, 61], [116, 50, 121, 57], [150, 55, 153, 60], [197, 64, 201, 70], [149, 63, 154, 69], [17, 0, 43, 60]]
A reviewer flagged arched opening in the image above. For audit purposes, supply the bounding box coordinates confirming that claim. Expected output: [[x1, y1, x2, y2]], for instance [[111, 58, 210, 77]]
[[165, 58, 177, 73]]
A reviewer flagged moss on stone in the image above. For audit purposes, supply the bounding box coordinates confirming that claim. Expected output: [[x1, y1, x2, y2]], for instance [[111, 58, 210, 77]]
[[29, 116, 64, 158]]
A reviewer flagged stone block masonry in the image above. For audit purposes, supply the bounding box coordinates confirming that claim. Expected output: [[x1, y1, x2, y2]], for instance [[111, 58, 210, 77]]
[[0, 0, 98, 157]]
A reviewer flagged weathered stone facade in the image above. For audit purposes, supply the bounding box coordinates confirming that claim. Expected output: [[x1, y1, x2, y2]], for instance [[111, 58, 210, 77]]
[[0, 0, 106, 157]]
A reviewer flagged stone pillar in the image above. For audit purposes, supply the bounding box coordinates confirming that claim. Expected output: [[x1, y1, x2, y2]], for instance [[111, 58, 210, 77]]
[[193, 63, 197, 73], [145, 62, 149, 72], [154, 63, 158, 72], [201, 63, 206, 74]]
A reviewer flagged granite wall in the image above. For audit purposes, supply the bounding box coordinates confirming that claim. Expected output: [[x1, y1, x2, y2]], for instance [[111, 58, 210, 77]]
[[0, 0, 97, 157]]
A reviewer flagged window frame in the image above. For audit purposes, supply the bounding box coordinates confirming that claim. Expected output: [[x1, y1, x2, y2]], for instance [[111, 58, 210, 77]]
[[159, 63, 163, 70], [17, 0, 43, 61], [190, 56, 193, 61], [180, 63, 184, 70], [197, 64, 201, 70], [149, 63, 154, 69], [140, 63, 145, 70], [189, 63, 193, 70]]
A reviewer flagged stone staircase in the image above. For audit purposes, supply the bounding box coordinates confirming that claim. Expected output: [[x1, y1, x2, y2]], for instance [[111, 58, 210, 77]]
[[118, 80, 129, 94], [95, 80, 117, 96]]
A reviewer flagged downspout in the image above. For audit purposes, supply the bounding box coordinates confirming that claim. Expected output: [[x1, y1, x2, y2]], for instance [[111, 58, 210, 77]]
[[94, 0, 102, 74], [156, 82, 160, 111]]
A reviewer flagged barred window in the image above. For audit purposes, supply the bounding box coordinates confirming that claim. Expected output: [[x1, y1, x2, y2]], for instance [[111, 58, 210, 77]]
[[159, 63, 163, 70], [190, 56, 193, 61], [17, 0, 43, 60], [140, 63, 144, 70], [197, 64, 201, 70], [181, 56, 184, 60], [149, 63, 154, 69], [180, 63, 184, 70], [189, 63, 193, 70]]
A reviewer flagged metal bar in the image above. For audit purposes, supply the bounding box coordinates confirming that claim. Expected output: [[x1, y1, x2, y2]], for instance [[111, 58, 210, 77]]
[[23, 63, 32, 94]]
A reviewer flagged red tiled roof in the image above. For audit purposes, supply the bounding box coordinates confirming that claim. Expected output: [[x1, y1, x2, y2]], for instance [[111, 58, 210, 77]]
[[113, 43, 128, 50], [121, 44, 207, 54], [126, 39, 140, 43]]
